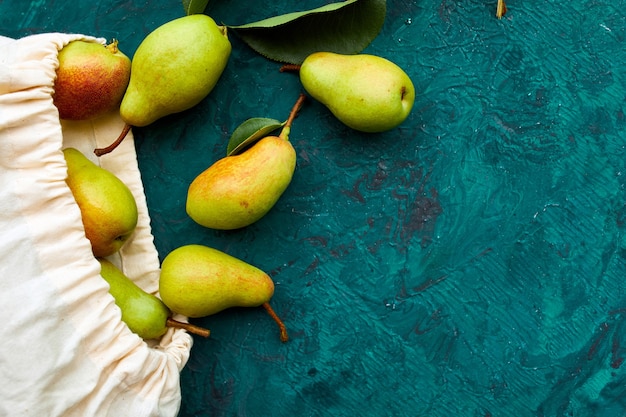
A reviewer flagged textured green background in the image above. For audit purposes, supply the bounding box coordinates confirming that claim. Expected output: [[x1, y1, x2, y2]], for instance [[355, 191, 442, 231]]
[[2, 1, 626, 416]]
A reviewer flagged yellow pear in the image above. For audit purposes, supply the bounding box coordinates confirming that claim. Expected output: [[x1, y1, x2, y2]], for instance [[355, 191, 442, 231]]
[[186, 94, 306, 230], [98, 258, 210, 340], [63, 148, 138, 257], [299, 52, 415, 133], [159, 244, 288, 342], [95, 14, 231, 156]]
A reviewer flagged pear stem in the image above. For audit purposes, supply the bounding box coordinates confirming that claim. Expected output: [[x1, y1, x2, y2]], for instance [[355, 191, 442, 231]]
[[106, 39, 120, 54], [166, 317, 211, 338], [278, 93, 306, 142], [496, 0, 507, 18], [262, 302, 289, 343], [279, 64, 302, 73], [94, 123, 132, 157]]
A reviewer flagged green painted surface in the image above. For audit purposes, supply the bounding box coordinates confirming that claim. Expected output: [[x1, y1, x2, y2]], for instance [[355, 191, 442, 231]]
[[2, 1, 626, 415]]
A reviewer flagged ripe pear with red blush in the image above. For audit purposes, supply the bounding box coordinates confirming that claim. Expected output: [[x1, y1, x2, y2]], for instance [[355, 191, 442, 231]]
[[53, 40, 131, 120], [186, 94, 306, 230], [63, 147, 138, 257]]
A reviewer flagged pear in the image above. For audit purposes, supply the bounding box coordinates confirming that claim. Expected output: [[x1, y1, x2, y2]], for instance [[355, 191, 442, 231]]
[[186, 94, 306, 230], [63, 148, 138, 257], [94, 14, 231, 156], [159, 244, 288, 342], [298, 52, 415, 133], [53, 40, 131, 120], [98, 258, 210, 339]]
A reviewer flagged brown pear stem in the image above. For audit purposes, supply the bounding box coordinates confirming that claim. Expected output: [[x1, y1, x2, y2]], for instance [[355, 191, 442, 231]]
[[279, 64, 302, 73], [496, 0, 507, 18], [166, 317, 211, 338], [106, 39, 120, 54], [94, 123, 132, 157], [262, 302, 288, 343], [278, 93, 307, 141]]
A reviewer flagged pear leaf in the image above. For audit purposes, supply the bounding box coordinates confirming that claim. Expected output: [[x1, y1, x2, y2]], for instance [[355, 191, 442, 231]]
[[226, 118, 285, 156], [182, 0, 209, 15], [227, 0, 386, 64]]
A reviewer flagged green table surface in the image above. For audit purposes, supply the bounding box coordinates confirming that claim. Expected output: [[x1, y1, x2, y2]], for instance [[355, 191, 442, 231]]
[[2, 1, 626, 416]]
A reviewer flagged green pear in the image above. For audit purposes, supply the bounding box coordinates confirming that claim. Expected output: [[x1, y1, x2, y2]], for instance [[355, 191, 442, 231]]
[[53, 40, 131, 120], [121, 14, 231, 126], [299, 52, 415, 133], [186, 94, 306, 230], [98, 258, 210, 339], [159, 244, 288, 342], [63, 147, 138, 257], [95, 14, 231, 156]]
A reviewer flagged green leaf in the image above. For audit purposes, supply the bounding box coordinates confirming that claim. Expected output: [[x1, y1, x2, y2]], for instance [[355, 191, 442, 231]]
[[227, 0, 386, 64], [226, 118, 284, 156], [182, 0, 209, 15]]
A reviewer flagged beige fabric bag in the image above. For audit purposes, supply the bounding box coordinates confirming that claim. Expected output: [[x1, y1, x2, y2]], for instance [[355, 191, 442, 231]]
[[0, 33, 192, 416]]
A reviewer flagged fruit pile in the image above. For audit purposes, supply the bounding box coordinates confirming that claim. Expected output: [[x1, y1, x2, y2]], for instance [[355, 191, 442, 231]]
[[54, 11, 415, 344]]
